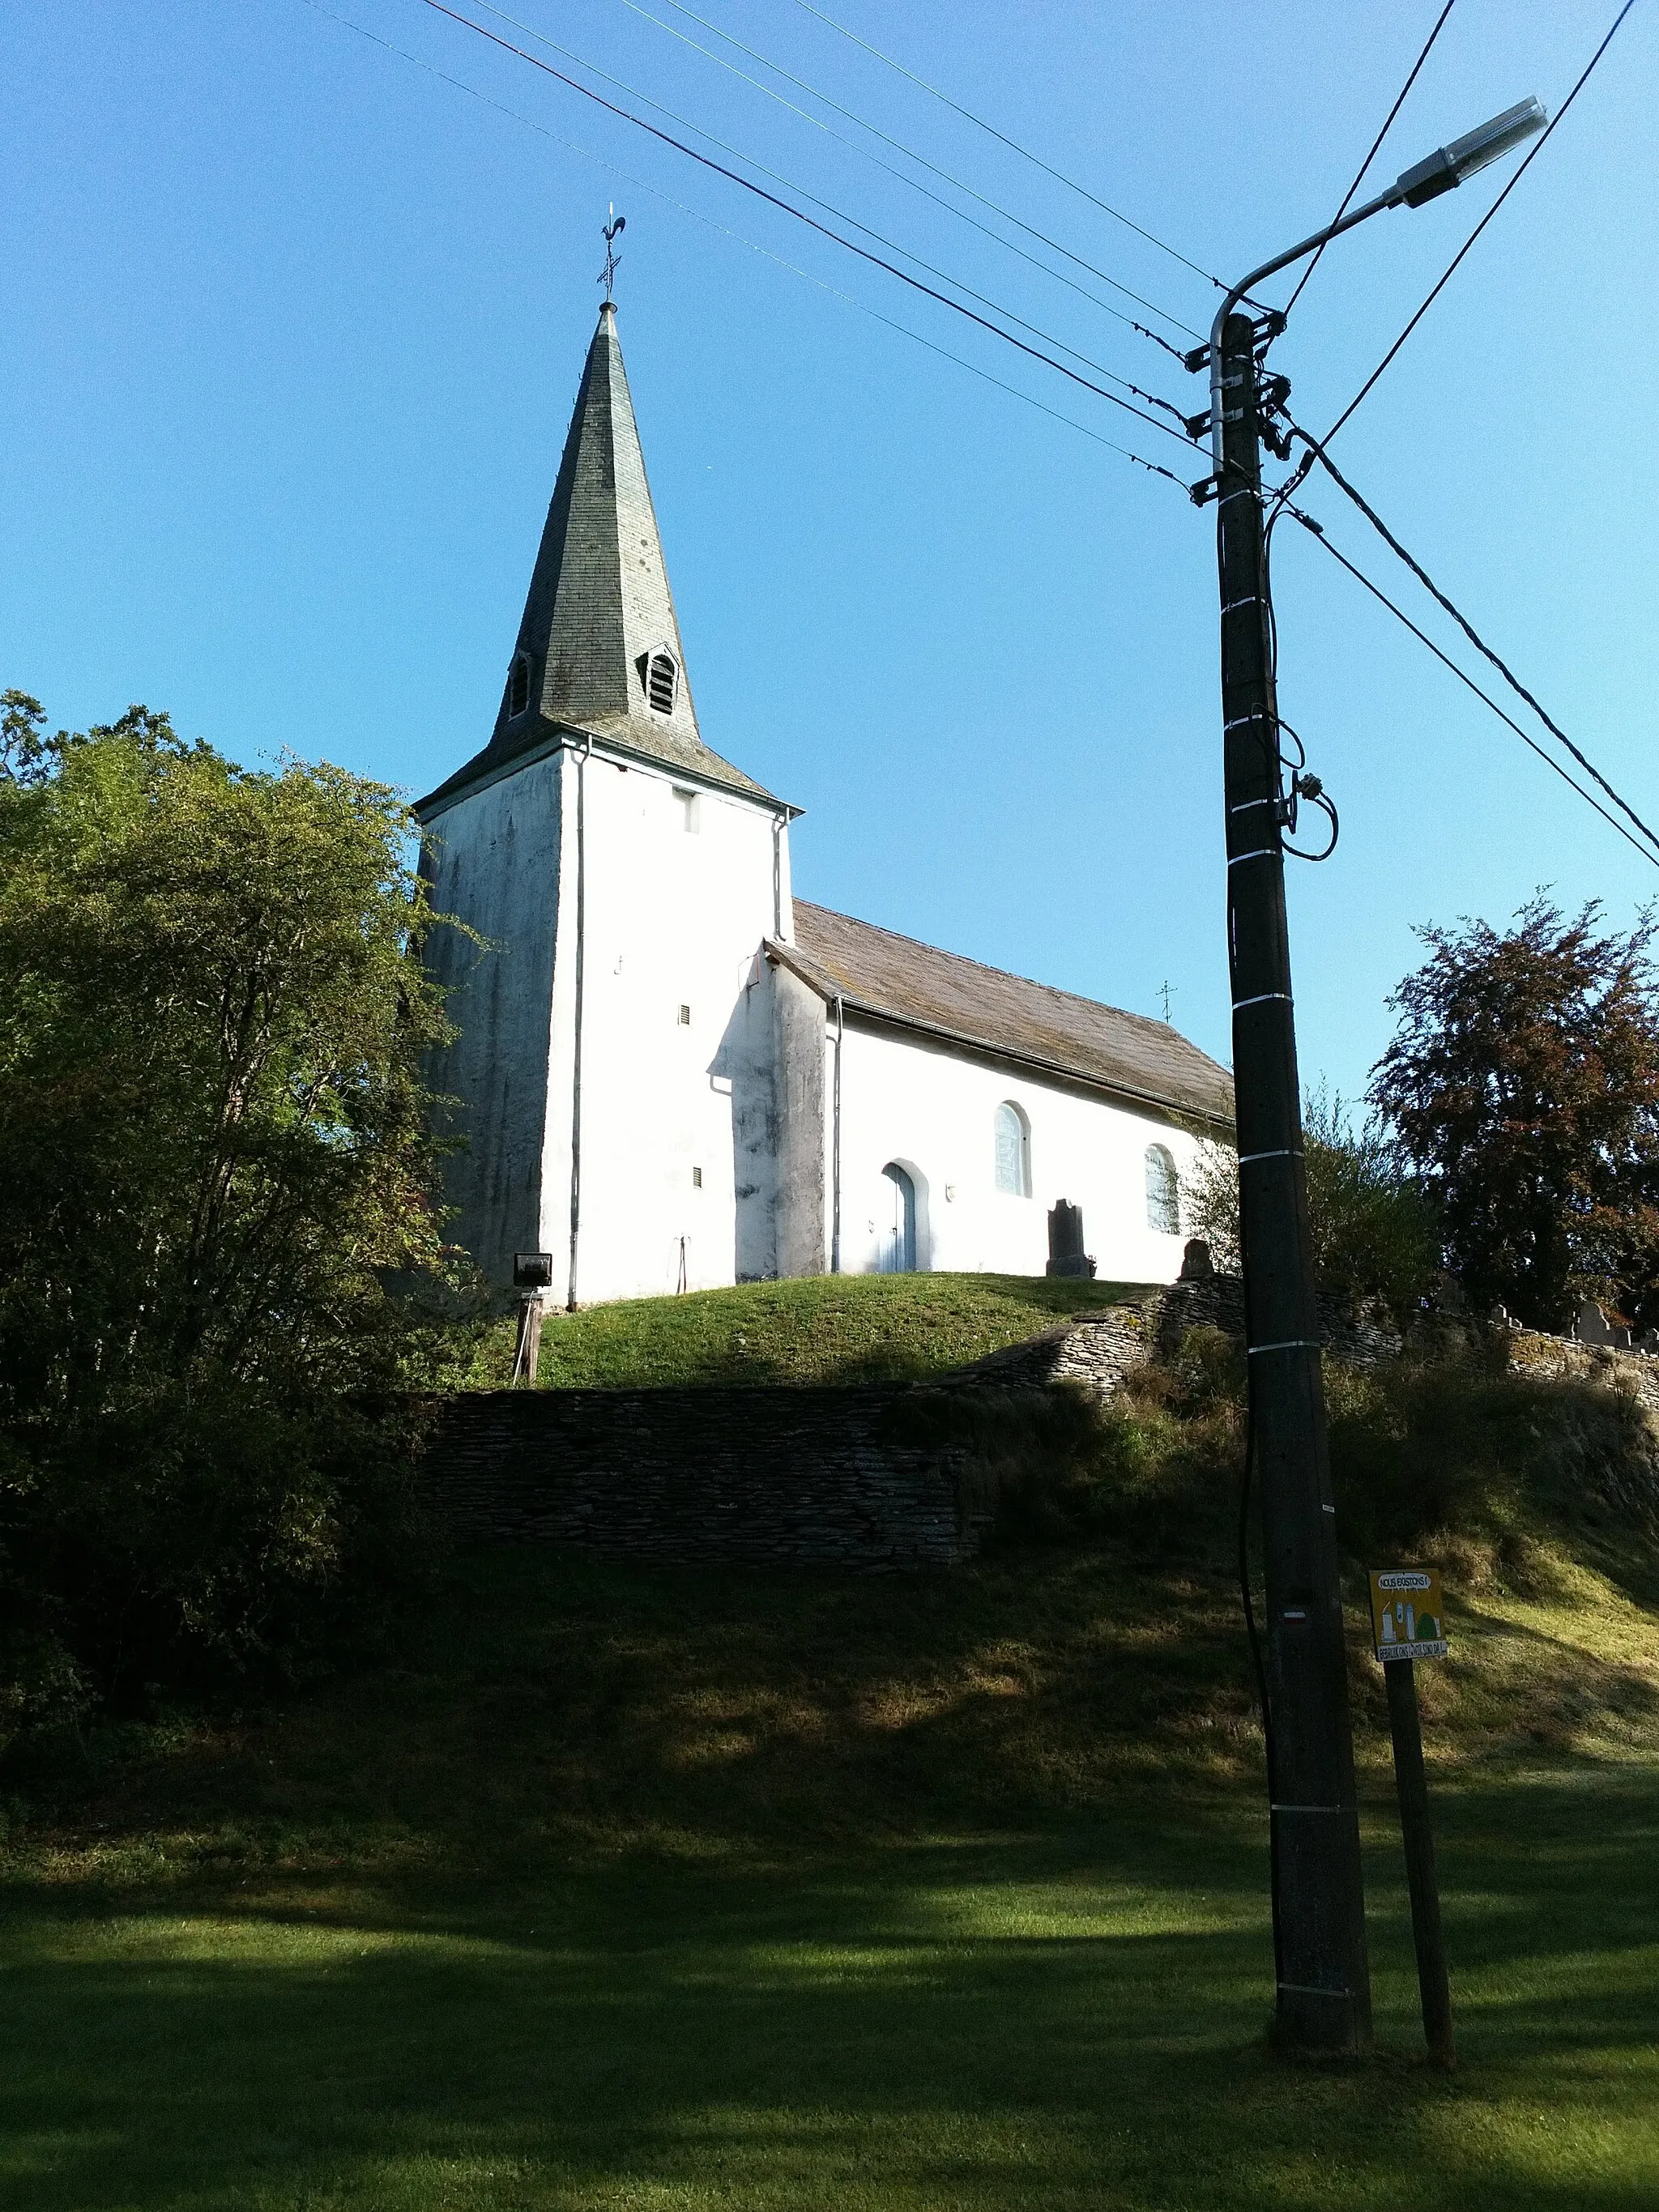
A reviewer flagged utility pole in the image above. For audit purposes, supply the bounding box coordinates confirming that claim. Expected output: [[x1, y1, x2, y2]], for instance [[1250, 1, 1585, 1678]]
[[1196, 91, 1544, 2062], [1215, 309, 1372, 2055]]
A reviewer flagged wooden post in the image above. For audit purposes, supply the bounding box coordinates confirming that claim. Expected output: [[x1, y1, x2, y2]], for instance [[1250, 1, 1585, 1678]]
[[1384, 1657, 1454, 2069], [511, 1291, 545, 1387]]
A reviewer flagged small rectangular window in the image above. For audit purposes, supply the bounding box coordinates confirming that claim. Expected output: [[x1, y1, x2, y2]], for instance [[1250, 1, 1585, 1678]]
[[691, 1166, 703, 1188], [674, 787, 700, 833], [678, 1004, 692, 1025]]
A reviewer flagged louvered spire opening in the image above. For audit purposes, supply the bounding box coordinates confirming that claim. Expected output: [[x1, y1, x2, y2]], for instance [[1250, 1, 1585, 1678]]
[[507, 651, 531, 719], [647, 650, 677, 716]]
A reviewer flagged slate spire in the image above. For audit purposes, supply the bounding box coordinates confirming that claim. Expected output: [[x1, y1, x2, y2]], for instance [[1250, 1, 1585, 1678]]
[[505, 300, 700, 744], [420, 300, 774, 811]]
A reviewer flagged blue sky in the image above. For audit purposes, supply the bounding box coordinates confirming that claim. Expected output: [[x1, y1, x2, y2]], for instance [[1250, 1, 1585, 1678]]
[[6, 0, 1656, 1103]]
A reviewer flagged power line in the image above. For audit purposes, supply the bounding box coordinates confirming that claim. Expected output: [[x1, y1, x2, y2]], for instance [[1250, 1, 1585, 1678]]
[[791, 0, 1226, 293], [1287, 426, 1659, 860], [1283, 502, 1659, 870], [417, 0, 1197, 447], [1282, 0, 1457, 322], [304, 0, 1192, 491], [463, 0, 1193, 383], [1322, 0, 1638, 449], [616, 0, 1199, 345]]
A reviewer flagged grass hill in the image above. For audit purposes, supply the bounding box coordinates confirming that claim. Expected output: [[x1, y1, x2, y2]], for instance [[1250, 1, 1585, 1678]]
[[5, 1301, 1659, 2209], [521, 1271, 1149, 1389]]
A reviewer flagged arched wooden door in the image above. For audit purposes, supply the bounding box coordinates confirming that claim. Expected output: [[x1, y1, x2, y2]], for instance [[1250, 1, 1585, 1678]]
[[881, 1163, 916, 1273]]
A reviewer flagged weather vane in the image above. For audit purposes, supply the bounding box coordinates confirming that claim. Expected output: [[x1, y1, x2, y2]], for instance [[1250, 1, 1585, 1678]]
[[599, 207, 625, 304]]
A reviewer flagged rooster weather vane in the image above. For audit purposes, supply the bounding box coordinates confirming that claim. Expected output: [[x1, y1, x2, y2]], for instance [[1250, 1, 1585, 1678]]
[[599, 208, 625, 304]]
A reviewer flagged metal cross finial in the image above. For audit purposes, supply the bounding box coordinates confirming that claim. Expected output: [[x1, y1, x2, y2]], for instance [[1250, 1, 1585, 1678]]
[[599, 206, 625, 303], [1158, 980, 1175, 1024]]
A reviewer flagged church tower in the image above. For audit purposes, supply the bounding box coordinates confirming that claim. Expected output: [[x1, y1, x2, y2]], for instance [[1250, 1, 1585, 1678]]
[[416, 302, 804, 1304]]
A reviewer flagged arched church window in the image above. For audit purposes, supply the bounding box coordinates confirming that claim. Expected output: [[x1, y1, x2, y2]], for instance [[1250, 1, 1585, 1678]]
[[1145, 1144, 1180, 1235], [994, 1102, 1031, 1196], [646, 650, 678, 716], [507, 650, 531, 719]]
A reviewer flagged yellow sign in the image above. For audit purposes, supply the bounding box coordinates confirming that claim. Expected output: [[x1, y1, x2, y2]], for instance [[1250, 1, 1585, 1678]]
[[1369, 1568, 1448, 1662]]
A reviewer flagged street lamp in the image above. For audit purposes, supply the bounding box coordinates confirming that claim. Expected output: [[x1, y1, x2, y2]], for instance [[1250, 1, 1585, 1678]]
[[1208, 100, 1547, 470], [1202, 96, 1545, 2058]]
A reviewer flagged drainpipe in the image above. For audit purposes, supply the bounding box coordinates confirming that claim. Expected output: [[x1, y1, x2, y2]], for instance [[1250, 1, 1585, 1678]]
[[566, 735, 591, 1312], [771, 814, 783, 940], [830, 993, 843, 1274]]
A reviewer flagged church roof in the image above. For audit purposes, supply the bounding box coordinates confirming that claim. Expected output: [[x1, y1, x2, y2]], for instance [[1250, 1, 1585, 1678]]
[[774, 903, 1235, 1130], [417, 304, 779, 817]]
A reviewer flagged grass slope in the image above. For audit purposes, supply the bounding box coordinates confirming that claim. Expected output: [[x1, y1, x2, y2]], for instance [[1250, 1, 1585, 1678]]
[[531, 1272, 1150, 1389], [5, 1344, 1659, 2209]]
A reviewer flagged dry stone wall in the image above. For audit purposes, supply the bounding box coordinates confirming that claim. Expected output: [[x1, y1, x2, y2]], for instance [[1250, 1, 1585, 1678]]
[[1503, 1324, 1659, 1417], [954, 1276, 1402, 1398], [424, 1386, 974, 1568], [422, 1281, 1659, 1573], [957, 1275, 1659, 1415]]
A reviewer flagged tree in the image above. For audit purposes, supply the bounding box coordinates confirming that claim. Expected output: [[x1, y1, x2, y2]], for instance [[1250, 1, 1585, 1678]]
[[1369, 897, 1659, 1332], [1181, 1089, 1438, 1329], [0, 696, 476, 1730]]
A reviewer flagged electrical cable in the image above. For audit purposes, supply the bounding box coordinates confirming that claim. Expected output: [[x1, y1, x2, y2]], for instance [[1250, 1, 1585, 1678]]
[[1285, 424, 1659, 862], [301, 0, 1194, 492], [1283, 501, 1659, 870], [1320, 0, 1639, 450], [1282, 0, 1457, 322], [417, 0, 1199, 447], [476, 0, 1192, 356], [791, 0, 1226, 293], [612, 0, 1200, 345], [1255, 504, 1340, 865], [461, 3, 1196, 410]]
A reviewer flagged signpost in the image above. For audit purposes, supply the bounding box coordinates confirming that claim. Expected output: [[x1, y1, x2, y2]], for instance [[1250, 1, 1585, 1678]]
[[512, 1251, 554, 1386], [1369, 1568, 1454, 2068]]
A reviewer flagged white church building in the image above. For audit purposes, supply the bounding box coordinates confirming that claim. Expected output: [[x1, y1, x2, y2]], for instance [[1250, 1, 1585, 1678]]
[[416, 303, 1234, 1306]]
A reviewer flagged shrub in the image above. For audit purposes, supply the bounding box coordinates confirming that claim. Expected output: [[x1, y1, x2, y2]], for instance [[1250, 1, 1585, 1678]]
[[0, 695, 484, 1742], [1182, 1091, 1439, 1329]]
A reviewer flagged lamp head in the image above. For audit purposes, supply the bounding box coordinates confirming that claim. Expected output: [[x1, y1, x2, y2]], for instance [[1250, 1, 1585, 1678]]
[[1393, 96, 1548, 207]]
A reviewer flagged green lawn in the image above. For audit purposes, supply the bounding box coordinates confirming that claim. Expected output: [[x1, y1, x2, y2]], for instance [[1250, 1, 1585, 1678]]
[[5, 1533, 1657, 2210], [529, 1272, 1152, 1388]]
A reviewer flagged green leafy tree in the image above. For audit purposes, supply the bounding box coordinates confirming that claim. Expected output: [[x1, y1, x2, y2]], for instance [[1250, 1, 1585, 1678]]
[[0, 694, 476, 1729], [1370, 897, 1659, 1332], [1180, 1090, 1438, 1330]]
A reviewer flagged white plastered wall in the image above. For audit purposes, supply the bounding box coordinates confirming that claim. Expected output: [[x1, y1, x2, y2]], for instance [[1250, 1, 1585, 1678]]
[[830, 1018, 1213, 1285], [418, 753, 562, 1289], [541, 743, 794, 1304]]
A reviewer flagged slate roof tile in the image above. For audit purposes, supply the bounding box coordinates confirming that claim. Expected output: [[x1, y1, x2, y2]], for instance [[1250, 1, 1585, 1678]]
[[775, 902, 1235, 1128]]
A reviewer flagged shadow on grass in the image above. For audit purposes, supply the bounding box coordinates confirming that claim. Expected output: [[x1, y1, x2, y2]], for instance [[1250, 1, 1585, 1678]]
[[4, 1779, 1658, 2212], [5, 1540, 1658, 2210]]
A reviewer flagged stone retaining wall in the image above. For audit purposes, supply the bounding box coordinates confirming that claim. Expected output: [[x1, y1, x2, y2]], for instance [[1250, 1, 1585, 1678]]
[[954, 1276, 1402, 1397], [1503, 1324, 1659, 1416], [956, 1275, 1659, 1413], [424, 1385, 975, 1568], [423, 1284, 1659, 1572]]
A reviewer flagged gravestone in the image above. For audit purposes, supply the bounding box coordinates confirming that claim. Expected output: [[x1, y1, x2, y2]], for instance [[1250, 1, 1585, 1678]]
[[1576, 1301, 1615, 1346], [1179, 1238, 1215, 1281], [1045, 1198, 1096, 1280]]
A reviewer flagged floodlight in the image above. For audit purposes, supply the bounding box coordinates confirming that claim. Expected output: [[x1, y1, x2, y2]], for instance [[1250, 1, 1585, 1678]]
[[513, 1251, 554, 1289]]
